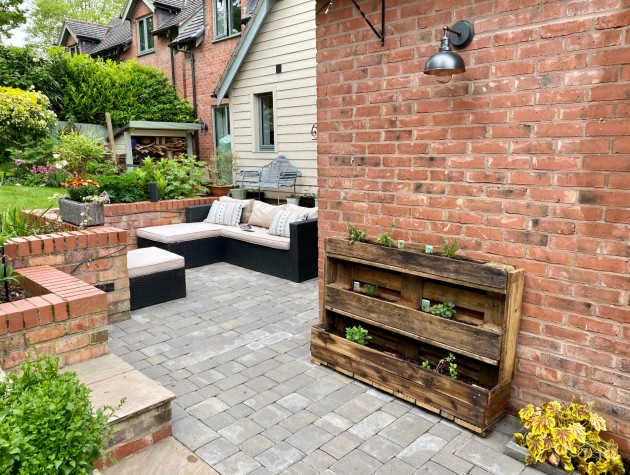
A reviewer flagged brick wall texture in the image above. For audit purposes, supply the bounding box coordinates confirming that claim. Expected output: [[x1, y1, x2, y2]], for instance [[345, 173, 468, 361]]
[[120, 1, 248, 163], [0, 266, 108, 370], [315, 0, 630, 453]]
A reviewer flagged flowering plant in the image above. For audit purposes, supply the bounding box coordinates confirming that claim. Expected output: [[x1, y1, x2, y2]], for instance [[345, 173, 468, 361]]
[[61, 177, 106, 203]]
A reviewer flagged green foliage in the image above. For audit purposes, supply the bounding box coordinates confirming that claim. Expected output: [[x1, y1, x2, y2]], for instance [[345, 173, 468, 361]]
[[421, 360, 430, 369], [429, 302, 456, 319], [97, 156, 207, 203], [0, 206, 58, 238], [210, 149, 238, 186], [0, 263, 19, 288], [0, 46, 62, 111], [434, 353, 457, 380], [346, 223, 366, 244], [26, 0, 125, 54], [442, 237, 459, 258], [0, 354, 123, 474], [97, 172, 147, 203], [0, 0, 26, 40], [0, 86, 57, 149], [65, 182, 100, 202], [515, 401, 625, 475], [363, 283, 379, 298], [47, 50, 194, 128], [54, 130, 106, 178], [345, 326, 371, 346], [376, 223, 396, 247]]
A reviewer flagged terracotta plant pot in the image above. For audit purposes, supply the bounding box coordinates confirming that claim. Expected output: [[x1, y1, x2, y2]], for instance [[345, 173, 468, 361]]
[[210, 185, 231, 197]]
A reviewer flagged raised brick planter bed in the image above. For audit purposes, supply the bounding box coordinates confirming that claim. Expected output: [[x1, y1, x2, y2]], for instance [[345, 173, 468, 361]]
[[0, 265, 108, 370]]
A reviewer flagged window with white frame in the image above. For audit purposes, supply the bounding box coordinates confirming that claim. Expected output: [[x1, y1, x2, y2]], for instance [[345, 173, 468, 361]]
[[69, 44, 80, 56], [257, 93, 274, 151], [214, 0, 241, 40], [213, 106, 230, 149], [137, 15, 154, 54]]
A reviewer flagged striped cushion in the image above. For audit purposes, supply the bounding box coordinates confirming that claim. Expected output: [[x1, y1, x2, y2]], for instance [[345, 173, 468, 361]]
[[268, 209, 309, 238], [204, 201, 243, 226]]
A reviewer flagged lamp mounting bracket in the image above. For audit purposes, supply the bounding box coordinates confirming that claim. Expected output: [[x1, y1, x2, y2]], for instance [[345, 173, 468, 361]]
[[350, 0, 385, 46], [445, 20, 474, 49]]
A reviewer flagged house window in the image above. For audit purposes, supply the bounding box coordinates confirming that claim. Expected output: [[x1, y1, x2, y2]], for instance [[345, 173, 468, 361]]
[[257, 93, 274, 151], [138, 15, 154, 54], [214, 0, 241, 40], [69, 44, 80, 56], [214, 106, 230, 149]]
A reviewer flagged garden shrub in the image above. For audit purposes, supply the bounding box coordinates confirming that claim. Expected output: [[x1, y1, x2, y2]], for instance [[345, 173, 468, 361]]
[[0, 354, 121, 474], [0, 86, 57, 150], [97, 172, 147, 203], [48, 49, 194, 128], [54, 130, 107, 178]]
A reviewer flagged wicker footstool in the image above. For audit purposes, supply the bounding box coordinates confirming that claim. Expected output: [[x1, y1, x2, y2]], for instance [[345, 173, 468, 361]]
[[128, 247, 186, 310]]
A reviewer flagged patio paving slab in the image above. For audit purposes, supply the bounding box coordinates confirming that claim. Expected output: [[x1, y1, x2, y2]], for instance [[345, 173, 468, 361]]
[[108, 262, 544, 475]]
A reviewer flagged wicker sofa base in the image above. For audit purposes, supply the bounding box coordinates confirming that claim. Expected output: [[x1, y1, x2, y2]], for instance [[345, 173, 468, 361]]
[[137, 236, 224, 269], [130, 267, 187, 310]]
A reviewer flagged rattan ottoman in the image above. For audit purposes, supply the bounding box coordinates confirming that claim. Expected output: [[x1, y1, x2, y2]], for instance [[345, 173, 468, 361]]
[[128, 247, 186, 310]]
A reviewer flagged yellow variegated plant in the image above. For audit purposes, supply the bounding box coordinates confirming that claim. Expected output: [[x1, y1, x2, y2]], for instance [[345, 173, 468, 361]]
[[515, 401, 625, 475]]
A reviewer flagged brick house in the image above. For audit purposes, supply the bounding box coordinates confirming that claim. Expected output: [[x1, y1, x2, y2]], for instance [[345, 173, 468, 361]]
[[315, 0, 629, 455], [58, 0, 258, 164], [214, 0, 318, 195]]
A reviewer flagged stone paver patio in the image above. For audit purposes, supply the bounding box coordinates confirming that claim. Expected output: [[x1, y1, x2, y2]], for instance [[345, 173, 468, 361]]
[[108, 262, 542, 475]]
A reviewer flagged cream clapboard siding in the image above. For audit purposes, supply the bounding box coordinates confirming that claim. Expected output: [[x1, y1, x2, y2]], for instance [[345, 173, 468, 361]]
[[229, 0, 317, 196]]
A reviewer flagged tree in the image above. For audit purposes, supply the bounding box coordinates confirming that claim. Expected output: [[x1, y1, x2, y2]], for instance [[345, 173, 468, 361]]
[[25, 0, 125, 53], [0, 0, 26, 40]]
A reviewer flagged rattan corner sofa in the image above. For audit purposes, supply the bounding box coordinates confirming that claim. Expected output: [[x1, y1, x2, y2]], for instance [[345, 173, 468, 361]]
[[135, 202, 318, 283]]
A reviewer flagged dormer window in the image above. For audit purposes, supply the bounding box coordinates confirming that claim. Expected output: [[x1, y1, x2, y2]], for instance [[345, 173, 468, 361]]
[[69, 44, 80, 56], [214, 0, 241, 40], [138, 15, 155, 54]]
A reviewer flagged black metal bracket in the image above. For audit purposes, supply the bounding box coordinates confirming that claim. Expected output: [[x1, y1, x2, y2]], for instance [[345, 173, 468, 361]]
[[350, 0, 385, 46], [317, 0, 385, 47]]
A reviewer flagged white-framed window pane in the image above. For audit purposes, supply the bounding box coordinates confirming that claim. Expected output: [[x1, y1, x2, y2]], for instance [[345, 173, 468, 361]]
[[258, 93, 274, 151], [139, 19, 146, 52], [214, 106, 230, 148], [230, 0, 241, 35], [146, 16, 154, 50], [138, 16, 154, 53]]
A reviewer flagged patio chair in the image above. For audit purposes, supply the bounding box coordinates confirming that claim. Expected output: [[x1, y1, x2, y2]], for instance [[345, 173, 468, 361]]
[[239, 155, 301, 203]]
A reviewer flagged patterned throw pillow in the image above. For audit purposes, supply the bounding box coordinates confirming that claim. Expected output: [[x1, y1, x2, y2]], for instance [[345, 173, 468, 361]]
[[203, 201, 243, 226], [268, 209, 309, 238]]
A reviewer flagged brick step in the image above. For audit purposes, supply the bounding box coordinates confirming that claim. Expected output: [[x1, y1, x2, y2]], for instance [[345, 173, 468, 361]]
[[67, 354, 175, 469]]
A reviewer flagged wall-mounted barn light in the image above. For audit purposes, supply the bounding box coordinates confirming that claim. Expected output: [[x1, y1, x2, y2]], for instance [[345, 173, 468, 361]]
[[424, 20, 474, 83]]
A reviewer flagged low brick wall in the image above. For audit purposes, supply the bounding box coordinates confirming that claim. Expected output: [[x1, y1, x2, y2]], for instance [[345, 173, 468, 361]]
[[104, 197, 214, 248], [6, 227, 130, 324], [0, 266, 108, 370]]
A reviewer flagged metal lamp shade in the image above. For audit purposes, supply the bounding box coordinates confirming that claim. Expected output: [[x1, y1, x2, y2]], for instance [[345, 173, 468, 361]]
[[424, 50, 466, 76]]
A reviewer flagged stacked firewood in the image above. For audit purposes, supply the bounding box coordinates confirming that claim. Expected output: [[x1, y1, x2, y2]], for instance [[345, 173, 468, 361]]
[[134, 137, 187, 159]]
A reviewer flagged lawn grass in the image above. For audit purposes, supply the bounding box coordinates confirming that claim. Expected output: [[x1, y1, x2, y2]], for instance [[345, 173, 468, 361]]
[[0, 185, 64, 211]]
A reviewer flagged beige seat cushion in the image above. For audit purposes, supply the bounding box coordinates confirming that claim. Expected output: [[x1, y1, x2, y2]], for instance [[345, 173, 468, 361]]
[[137, 222, 223, 243], [128, 247, 185, 278], [248, 201, 286, 228], [220, 225, 290, 250]]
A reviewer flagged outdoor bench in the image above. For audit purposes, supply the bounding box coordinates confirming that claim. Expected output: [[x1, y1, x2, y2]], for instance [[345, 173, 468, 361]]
[[239, 155, 301, 204], [135, 202, 318, 283]]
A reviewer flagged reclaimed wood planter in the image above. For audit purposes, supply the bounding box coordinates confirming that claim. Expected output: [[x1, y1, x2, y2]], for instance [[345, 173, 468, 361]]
[[311, 238, 524, 435], [58, 198, 104, 226]]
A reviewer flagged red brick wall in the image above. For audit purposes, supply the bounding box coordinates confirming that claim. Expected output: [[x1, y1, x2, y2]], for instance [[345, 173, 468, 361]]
[[316, 0, 630, 454], [121, 1, 247, 164], [0, 266, 108, 370]]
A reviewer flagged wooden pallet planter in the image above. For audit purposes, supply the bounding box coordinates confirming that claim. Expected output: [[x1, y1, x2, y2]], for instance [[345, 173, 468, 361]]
[[311, 237, 525, 435]]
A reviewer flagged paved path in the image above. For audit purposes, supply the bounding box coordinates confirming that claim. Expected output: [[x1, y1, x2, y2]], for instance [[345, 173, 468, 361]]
[[109, 262, 542, 475]]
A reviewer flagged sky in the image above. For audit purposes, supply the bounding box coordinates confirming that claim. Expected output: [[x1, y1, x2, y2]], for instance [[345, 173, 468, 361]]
[[2, 0, 29, 47]]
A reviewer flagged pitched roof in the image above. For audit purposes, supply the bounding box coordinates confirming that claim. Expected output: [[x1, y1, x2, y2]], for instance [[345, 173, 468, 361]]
[[90, 17, 132, 55], [60, 18, 110, 44], [169, 6, 204, 46], [214, 0, 274, 103], [153, 0, 183, 10], [153, 0, 202, 34]]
